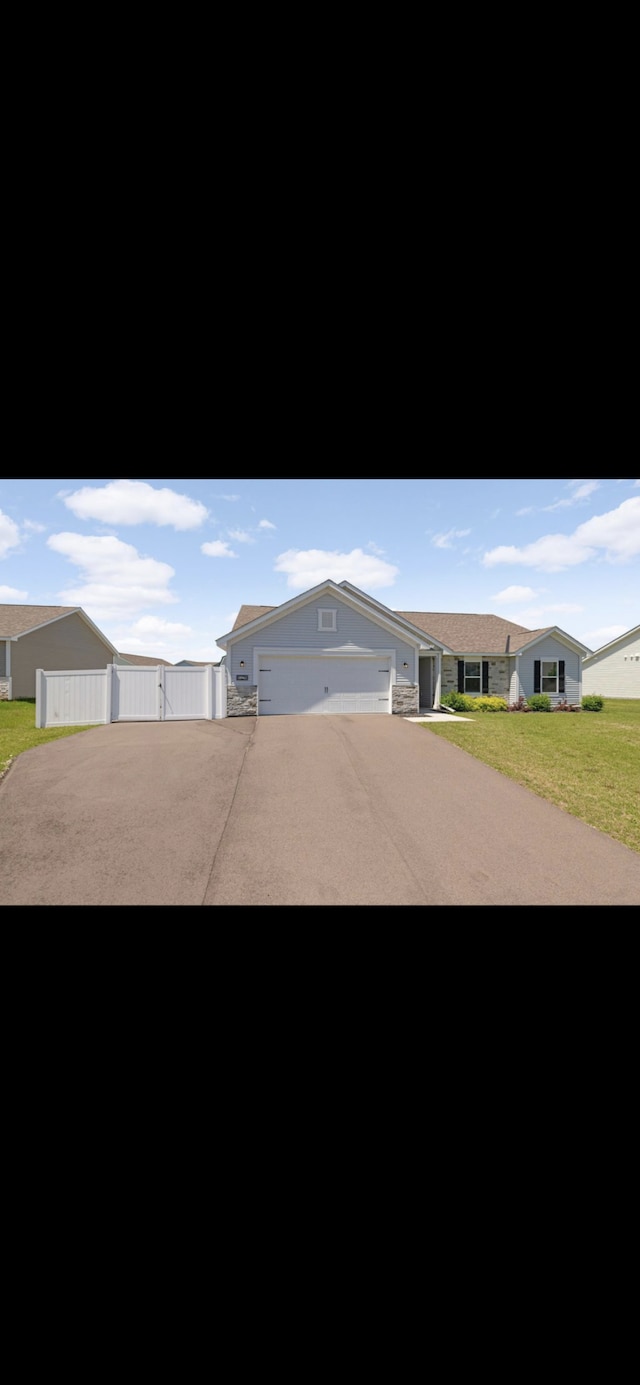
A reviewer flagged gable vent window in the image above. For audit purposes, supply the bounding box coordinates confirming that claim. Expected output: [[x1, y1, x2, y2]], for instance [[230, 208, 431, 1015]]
[[318, 609, 337, 632]]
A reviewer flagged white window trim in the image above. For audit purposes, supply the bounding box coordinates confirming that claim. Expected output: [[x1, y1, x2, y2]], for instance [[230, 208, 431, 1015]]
[[464, 659, 482, 695], [318, 608, 337, 632], [541, 659, 559, 694]]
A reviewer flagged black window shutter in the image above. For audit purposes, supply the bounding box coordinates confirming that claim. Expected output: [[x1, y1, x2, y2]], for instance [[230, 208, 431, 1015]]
[[534, 660, 541, 693], [559, 660, 565, 694], [458, 660, 464, 692], [482, 660, 489, 694]]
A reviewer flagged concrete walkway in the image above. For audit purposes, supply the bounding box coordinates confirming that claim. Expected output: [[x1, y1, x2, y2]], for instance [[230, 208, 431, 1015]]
[[404, 709, 474, 722]]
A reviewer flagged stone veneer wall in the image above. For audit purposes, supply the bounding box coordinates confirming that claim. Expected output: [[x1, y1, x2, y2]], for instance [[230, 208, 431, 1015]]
[[226, 681, 418, 716], [392, 683, 419, 714], [226, 683, 258, 717], [441, 656, 510, 700], [0, 678, 10, 701]]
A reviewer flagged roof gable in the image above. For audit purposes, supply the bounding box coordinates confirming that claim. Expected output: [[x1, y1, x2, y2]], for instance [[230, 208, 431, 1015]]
[[514, 626, 592, 657], [218, 580, 439, 650], [0, 603, 118, 654]]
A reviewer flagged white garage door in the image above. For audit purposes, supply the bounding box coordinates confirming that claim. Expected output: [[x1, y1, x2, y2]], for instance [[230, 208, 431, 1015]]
[[258, 655, 391, 715]]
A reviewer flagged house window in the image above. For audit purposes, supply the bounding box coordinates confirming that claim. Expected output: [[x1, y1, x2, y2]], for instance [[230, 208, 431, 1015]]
[[534, 658, 565, 695], [458, 660, 489, 696], [318, 609, 337, 632]]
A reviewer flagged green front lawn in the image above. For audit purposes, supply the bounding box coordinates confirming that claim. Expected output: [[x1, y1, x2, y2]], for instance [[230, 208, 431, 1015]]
[[420, 699, 640, 854], [0, 699, 97, 779]]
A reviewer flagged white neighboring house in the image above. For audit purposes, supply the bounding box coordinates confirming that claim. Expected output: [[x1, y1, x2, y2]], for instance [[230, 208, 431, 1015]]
[[582, 625, 640, 698]]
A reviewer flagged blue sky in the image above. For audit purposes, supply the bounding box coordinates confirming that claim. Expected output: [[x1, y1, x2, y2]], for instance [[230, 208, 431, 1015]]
[[1, 477, 638, 662]]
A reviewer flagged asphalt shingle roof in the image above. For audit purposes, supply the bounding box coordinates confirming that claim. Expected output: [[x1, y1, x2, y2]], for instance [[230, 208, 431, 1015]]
[[118, 653, 174, 667], [394, 612, 551, 655], [230, 602, 550, 654], [0, 604, 78, 637], [232, 605, 276, 631]]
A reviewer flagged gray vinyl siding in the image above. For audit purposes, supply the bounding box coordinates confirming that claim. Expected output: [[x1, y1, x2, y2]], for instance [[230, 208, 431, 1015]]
[[516, 638, 582, 705], [582, 628, 640, 698], [12, 613, 114, 699], [509, 664, 520, 705], [228, 594, 417, 683], [0, 642, 6, 676]]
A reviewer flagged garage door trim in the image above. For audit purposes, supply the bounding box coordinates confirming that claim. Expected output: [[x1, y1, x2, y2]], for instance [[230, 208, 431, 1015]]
[[254, 647, 395, 716]]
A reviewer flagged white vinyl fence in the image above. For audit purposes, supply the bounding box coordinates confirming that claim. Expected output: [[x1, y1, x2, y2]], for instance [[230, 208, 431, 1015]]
[[36, 664, 227, 728]]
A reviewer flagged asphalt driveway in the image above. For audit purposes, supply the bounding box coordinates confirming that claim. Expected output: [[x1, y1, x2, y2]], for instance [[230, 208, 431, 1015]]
[[2, 715, 639, 906]]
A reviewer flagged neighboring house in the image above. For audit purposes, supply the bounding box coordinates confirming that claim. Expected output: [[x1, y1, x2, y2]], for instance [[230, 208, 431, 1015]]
[[215, 579, 591, 717], [116, 653, 174, 667], [173, 658, 217, 667], [0, 605, 119, 701], [582, 625, 640, 698]]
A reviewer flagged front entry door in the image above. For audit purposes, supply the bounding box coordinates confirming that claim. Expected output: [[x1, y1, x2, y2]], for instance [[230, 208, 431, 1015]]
[[419, 659, 432, 709]]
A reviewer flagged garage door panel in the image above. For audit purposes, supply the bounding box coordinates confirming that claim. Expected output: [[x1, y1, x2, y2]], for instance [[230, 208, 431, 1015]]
[[258, 656, 390, 714]]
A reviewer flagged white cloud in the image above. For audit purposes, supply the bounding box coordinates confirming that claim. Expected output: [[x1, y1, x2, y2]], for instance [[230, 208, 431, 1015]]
[[128, 616, 194, 636], [23, 520, 46, 533], [543, 480, 600, 511], [258, 519, 276, 530], [274, 547, 399, 591], [214, 494, 241, 502], [201, 540, 237, 558], [62, 479, 209, 530], [581, 624, 629, 649], [516, 507, 535, 516], [492, 585, 540, 603], [505, 604, 585, 630], [0, 508, 21, 559], [367, 540, 385, 555], [47, 532, 178, 618], [227, 528, 255, 544], [432, 527, 471, 549], [112, 614, 198, 658], [0, 584, 28, 600], [482, 496, 640, 572]]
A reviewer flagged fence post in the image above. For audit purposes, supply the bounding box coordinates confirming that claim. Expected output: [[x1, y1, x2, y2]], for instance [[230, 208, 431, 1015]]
[[35, 669, 44, 728], [105, 664, 113, 723]]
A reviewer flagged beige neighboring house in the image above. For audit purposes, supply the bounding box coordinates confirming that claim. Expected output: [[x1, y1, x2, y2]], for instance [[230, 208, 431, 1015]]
[[0, 604, 119, 701], [582, 625, 640, 698]]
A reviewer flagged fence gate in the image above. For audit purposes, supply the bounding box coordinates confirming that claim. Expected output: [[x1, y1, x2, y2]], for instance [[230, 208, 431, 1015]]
[[35, 664, 227, 727], [113, 665, 211, 721]]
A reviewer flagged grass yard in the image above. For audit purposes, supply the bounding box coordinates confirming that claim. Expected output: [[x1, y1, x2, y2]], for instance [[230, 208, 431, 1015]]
[[420, 699, 640, 855], [0, 699, 97, 779]]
